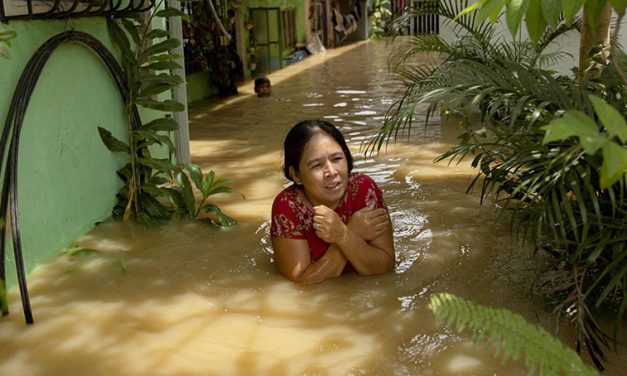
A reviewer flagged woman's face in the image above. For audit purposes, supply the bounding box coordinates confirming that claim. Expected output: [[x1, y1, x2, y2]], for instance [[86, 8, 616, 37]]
[[291, 132, 349, 209]]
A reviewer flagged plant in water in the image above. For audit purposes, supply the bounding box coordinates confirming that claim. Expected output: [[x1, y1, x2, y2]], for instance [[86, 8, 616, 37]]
[[372, 0, 626, 369], [428, 293, 598, 376], [368, 0, 392, 39], [104, 1, 236, 225], [166, 164, 238, 226], [542, 94, 627, 189]]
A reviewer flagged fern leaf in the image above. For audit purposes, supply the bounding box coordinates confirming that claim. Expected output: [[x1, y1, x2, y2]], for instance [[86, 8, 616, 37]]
[[428, 293, 598, 376]]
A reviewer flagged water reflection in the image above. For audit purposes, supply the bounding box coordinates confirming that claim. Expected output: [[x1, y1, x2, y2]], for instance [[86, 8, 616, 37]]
[[1, 39, 623, 375]]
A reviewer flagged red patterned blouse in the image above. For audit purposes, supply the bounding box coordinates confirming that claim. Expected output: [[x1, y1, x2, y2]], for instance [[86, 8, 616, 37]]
[[271, 173, 387, 267]]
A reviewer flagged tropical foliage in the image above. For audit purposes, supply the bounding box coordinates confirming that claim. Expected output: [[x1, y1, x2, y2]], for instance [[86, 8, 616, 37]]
[[458, 0, 620, 45], [429, 293, 598, 376], [167, 164, 238, 225], [371, 0, 579, 152], [372, 0, 626, 370], [368, 0, 392, 39], [104, 1, 237, 226]]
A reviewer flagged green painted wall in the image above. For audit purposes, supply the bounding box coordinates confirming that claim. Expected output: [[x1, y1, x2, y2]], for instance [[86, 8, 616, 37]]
[[0, 20, 128, 287], [242, 0, 306, 43], [186, 71, 218, 103]]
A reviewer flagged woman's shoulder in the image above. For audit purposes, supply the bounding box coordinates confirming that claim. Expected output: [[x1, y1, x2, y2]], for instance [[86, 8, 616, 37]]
[[349, 172, 377, 187], [346, 172, 385, 208], [272, 184, 298, 208]]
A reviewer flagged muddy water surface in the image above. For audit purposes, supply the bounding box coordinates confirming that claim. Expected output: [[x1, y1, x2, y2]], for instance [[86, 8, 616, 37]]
[[1, 39, 623, 375]]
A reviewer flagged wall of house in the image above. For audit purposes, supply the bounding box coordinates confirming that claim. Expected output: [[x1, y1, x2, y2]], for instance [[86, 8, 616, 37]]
[[0, 19, 128, 287], [187, 71, 219, 103]]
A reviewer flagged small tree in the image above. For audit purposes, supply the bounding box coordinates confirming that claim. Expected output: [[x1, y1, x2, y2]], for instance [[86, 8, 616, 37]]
[[105, 1, 238, 225]]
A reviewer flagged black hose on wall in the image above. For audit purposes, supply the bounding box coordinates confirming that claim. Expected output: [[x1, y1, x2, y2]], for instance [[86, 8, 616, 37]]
[[0, 30, 141, 324]]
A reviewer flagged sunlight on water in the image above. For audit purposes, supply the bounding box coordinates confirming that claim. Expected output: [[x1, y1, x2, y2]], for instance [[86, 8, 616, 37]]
[[1, 39, 624, 375], [336, 90, 367, 95]]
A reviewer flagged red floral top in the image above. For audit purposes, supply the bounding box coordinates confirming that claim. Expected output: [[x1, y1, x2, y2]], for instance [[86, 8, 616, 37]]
[[271, 173, 387, 266]]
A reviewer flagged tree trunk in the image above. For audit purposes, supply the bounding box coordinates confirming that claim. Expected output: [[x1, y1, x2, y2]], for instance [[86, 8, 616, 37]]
[[578, 2, 613, 76]]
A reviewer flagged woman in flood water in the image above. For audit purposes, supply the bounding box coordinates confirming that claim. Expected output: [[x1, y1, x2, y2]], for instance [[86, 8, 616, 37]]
[[271, 119, 395, 284]]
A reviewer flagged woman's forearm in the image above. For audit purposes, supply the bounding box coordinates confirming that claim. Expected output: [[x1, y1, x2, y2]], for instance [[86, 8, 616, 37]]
[[294, 245, 347, 284], [334, 224, 394, 275]]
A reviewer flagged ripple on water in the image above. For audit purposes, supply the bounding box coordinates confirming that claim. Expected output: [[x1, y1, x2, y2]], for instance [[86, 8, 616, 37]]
[[399, 331, 461, 369], [391, 209, 430, 274]]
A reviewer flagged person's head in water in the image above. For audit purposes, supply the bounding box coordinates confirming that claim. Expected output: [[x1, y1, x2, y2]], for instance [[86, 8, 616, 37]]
[[283, 120, 353, 208], [254, 76, 272, 97], [270, 119, 395, 283]]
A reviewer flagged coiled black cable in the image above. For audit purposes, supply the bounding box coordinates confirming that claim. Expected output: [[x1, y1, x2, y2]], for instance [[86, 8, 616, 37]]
[[1, 0, 154, 22], [0, 30, 141, 324]]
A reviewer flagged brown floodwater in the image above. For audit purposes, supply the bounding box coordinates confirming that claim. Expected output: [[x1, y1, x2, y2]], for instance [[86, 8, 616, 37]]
[[1, 39, 624, 375]]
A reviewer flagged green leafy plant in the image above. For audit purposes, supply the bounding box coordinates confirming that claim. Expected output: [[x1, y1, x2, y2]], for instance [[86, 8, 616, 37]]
[[165, 163, 238, 225], [368, 0, 579, 153], [458, 0, 620, 46], [542, 94, 627, 189], [461, 0, 623, 80], [104, 1, 236, 225], [105, 3, 185, 222], [429, 293, 598, 376], [371, 0, 626, 369], [368, 0, 392, 39]]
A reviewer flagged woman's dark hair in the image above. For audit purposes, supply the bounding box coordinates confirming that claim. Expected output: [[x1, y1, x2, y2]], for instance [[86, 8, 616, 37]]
[[283, 119, 353, 183]]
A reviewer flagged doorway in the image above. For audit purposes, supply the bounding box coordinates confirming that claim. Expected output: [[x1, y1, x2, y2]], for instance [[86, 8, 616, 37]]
[[250, 8, 282, 73]]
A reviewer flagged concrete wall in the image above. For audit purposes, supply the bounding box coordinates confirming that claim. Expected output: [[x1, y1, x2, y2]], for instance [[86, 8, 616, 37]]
[[0, 20, 128, 287]]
